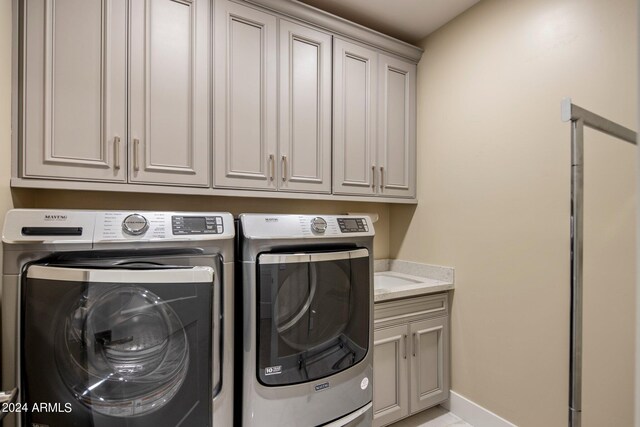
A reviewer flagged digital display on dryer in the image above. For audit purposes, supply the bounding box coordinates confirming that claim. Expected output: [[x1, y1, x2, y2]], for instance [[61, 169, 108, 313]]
[[337, 217, 368, 233], [342, 219, 358, 229]]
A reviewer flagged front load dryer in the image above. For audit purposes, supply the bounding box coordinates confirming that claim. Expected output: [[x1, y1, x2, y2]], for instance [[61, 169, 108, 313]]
[[1, 209, 235, 427], [237, 214, 375, 427]]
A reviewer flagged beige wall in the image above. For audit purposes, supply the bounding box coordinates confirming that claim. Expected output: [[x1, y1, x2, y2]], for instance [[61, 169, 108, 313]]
[[391, 0, 637, 426]]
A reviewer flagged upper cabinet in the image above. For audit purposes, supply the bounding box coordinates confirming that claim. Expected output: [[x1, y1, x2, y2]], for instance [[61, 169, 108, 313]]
[[213, 0, 277, 190], [22, 0, 210, 187], [129, 0, 211, 187], [377, 54, 417, 198], [16, 0, 422, 202], [333, 38, 378, 196], [213, 7, 332, 194], [278, 20, 332, 193], [22, 0, 127, 182], [333, 39, 416, 199]]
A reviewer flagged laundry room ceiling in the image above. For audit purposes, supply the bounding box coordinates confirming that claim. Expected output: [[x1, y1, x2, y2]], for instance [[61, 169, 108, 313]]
[[297, 0, 480, 44]]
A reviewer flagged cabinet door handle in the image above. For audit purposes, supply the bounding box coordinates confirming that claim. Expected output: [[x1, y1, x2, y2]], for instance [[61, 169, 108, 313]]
[[413, 332, 418, 357], [371, 165, 376, 190], [269, 154, 275, 181], [403, 334, 408, 359], [133, 138, 140, 171], [113, 136, 121, 170], [281, 155, 287, 182], [380, 166, 384, 190]]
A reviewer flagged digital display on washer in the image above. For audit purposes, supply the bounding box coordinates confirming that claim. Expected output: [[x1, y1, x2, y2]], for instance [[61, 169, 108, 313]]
[[172, 215, 223, 235], [337, 217, 368, 233], [183, 217, 206, 230]]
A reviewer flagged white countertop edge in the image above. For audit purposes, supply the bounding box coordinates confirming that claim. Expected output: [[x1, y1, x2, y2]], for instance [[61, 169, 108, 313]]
[[374, 259, 454, 283], [389, 259, 454, 282], [373, 259, 455, 302], [374, 281, 454, 302]]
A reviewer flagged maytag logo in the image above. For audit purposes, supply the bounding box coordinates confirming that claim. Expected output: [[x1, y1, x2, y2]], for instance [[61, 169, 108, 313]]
[[264, 218, 279, 223], [314, 382, 330, 392], [44, 214, 68, 221]]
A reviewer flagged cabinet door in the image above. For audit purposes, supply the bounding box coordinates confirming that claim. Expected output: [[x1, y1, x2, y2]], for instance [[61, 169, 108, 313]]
[[214, 0, 277, 190], [129, 0, 210, 186], [378, 54, 416, 198], [278, 20, 332, 193], [23, 0, 127, 182], [373, 324, 409, 427], [409, 316, 449, 413], [333, 38, 377, 196]]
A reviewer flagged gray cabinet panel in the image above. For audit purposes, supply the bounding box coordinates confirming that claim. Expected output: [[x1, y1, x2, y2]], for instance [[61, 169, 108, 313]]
[[129, 0, 210, 186], [214, 0, 277, 190], [333, 38, 377, 196], [373, 324, 409, 427], [410, 316, 449, 412], [279, 20, 332, 193], [374, 293, 448, 323], [18, 0, 418, 202], [378, 54, 416, 198], [23, 0, 127, 182], [374, 294, 449, 425]]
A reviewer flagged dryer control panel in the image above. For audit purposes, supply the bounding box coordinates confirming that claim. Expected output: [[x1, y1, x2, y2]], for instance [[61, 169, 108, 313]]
[[337, 217, 369, 233], [240, 214, 375, 239]]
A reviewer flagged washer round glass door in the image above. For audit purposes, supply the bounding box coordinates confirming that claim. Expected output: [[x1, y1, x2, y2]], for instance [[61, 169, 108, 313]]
[[257, 249, 370, 386], [22, 264, 214, 421], [57, 284, 189, 417]]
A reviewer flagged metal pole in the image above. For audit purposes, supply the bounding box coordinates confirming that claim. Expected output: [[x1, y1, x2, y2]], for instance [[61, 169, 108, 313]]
[[562, 98, 637, 427], [562, 98, 637, 145], [569, 118, 584, 427]]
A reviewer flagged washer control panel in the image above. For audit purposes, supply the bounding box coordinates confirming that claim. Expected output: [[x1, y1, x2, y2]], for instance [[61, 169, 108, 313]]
[[337, 217, 369, 233], [122, 213, 149, 236], [172, 215, 224, 235], [2, 210, 234, 244]]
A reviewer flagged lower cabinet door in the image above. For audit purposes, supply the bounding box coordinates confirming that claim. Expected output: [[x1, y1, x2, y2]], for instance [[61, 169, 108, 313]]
[[409, 316, 449, 413], [373, 324, 409, 427]]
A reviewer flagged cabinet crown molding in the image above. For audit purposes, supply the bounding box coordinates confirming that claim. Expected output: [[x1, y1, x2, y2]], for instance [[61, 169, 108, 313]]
[[242, 0, 424, 63]]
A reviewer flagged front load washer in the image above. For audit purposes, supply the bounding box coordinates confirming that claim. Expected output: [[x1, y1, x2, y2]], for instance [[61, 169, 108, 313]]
[[1, 209, 234, 427], [237, 214, 375, 427]]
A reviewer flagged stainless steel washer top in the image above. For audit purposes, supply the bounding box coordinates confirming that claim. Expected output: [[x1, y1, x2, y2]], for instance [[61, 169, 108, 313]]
[[1, 209, 235, 427], [237, 214, 375, 427]]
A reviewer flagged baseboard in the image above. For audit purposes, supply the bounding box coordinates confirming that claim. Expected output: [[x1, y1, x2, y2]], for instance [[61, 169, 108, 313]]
[[442, 391, 517, 427]]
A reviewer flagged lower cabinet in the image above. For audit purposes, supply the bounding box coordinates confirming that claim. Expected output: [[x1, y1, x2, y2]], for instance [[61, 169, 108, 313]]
[[373, 293, 450, 427]]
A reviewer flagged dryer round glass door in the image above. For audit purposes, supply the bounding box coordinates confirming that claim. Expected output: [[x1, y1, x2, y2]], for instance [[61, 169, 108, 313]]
[[257, 249, 370, 386], [274, 262, 350, 350]]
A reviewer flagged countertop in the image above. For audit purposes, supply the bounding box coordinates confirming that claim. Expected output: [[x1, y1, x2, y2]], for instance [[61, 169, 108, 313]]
[[373, 259, 455, 303]]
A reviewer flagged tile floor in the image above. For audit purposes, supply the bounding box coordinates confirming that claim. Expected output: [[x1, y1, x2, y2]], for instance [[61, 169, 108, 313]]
[[388, 405, 472, 427]]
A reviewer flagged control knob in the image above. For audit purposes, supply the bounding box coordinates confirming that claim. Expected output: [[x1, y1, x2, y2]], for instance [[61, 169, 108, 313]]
[[311, 217, 328, 233], [122, 213, 149, 236]]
